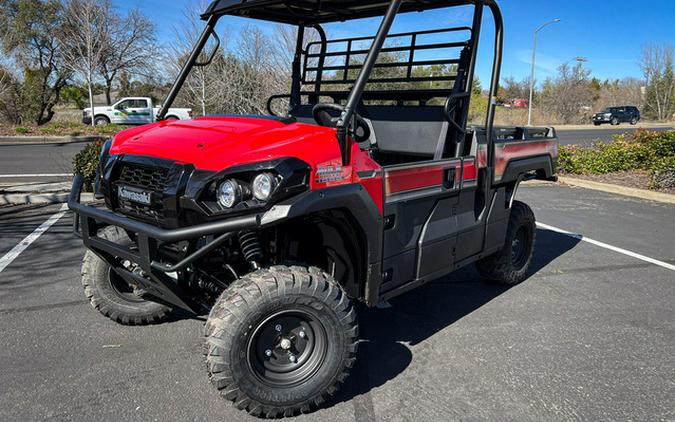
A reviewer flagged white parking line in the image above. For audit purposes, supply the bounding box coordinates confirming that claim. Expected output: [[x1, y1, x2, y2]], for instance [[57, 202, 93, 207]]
[[0, 174, 72, 178], [0, 204, 69, 274], [537, 222, 675, 272]]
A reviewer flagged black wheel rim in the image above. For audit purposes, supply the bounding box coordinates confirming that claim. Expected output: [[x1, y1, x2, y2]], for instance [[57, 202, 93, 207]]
[[511, 226, 530, 270], [247, 310, 328, 387], [107, 268, 144, 303]]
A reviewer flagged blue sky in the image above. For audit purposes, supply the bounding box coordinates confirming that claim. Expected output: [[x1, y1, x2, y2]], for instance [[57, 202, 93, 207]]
[[122, 0, 674, 86]]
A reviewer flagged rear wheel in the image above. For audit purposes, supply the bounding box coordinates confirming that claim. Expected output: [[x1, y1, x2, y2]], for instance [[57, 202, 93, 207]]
[[630, 117, 638, 125], [205, 265, 358, 417], [94, 115, 110, 126], [475, 201, 536, 285], [81, 226, 172, 325], [611, 117, 619, 126]]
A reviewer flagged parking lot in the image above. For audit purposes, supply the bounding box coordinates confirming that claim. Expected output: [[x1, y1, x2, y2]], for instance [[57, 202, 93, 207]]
[[0, 183, 673, 421]]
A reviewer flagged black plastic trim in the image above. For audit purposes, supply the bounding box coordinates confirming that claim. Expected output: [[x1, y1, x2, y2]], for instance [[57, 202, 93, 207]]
[[499, 155, 554, 184]]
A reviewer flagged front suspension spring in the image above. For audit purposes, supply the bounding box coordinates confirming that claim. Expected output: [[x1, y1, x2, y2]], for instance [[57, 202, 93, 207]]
[[238, 231, 263, 268]]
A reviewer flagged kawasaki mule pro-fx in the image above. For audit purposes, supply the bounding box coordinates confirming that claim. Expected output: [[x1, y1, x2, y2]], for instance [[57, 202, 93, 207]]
[[69, 0, 558, 417]]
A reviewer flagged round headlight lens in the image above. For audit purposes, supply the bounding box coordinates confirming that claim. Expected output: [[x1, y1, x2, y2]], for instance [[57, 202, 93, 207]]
[[217, 180, 240, 208], [252, 173, 277, 201]]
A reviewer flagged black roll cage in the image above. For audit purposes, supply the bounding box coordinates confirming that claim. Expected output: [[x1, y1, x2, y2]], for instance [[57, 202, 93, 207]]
[[157, 0, 503, 170]]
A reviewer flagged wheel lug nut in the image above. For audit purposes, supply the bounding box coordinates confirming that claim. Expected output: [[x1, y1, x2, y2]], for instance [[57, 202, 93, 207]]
[[299, 330, 306, 338], [289, 355, 297, 363], [275, 324, 282, 332], [265, 349, 272, 357]]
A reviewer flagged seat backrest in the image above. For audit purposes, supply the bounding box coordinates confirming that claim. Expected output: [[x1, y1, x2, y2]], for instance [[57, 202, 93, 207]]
[[293, 104, 448, 157], [358, 105, 447, 157]]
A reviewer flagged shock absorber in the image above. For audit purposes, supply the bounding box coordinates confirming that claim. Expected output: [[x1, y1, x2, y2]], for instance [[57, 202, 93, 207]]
[[238, 231, 263, 270]]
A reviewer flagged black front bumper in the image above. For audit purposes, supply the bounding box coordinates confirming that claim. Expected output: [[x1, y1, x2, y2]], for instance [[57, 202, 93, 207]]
[[68, 174, 261, 312]]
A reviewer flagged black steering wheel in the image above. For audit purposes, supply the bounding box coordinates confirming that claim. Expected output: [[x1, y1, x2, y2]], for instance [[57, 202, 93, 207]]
[[312, 103, 371, 143]]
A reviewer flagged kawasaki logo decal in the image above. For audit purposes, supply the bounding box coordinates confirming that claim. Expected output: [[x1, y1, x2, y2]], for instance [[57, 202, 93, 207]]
[[118, 185, 152, 205]]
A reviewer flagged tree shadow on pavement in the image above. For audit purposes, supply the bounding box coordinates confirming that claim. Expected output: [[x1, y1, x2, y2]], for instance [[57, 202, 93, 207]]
[[326, 228, 580, 409]]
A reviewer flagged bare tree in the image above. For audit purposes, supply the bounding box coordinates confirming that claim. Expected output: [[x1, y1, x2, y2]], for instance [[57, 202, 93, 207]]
[[539, 61, 594, 124], [500, 76, 531, 101], [59, 0, 109, 126], [100, 9, 158, 105], [640, 43, 675, 121], [594, 77, 644, 111]]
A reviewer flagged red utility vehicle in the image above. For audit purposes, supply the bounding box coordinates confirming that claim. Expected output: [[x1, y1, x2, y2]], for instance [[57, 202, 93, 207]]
[[69, 0, 558, 417]]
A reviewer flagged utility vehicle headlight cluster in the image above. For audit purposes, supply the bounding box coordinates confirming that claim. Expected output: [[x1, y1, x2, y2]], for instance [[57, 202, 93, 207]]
[[216, 172, 278, 209], [217, 180, 242, 208], [252, 173, 277, 201]]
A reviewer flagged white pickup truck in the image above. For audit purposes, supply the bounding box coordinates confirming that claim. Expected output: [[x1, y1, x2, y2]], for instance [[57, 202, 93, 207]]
[[82, 97, 192, 126]]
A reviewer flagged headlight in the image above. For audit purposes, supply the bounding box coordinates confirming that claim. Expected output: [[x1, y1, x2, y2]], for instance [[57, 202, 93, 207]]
[[217, 180, 241, 208], [252, 173, 277, 201]]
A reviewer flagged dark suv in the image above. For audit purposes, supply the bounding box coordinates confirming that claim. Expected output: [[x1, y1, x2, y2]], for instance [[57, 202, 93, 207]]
[[593, 106, 640, 126]]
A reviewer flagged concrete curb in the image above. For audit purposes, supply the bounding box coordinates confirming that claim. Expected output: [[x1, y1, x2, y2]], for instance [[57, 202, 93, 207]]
[[558, 176, 675, 205], [0, 135, 107, 145], [0, 192, 95, 206]]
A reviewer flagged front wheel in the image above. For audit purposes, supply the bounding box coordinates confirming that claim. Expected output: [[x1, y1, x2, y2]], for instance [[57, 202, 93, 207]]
[[205, 266, 358, 417], [475, 201, 536, 285], [81, 227, 172, 325], [611, 117, 620, 126]]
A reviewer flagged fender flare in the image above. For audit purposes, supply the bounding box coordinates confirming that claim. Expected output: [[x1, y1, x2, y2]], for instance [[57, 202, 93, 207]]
[[265, 184, 384, 305]]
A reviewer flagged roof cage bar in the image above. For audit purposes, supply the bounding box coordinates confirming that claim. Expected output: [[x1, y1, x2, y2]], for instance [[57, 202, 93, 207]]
[[337, 0, 403, 165], [305, 40, 469, 59], [304, 58, 461, 73], [305, 25, 472, 47], [315, 75, 458, 85]]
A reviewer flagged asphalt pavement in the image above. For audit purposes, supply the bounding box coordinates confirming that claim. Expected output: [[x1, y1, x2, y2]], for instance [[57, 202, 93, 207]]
[[555, 125, 674, 146], [0, 142, 85, 184], [0, 183, 673, 421]]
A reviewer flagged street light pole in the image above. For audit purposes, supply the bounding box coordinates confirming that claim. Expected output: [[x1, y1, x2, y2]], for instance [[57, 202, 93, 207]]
[[527, 18, 561, 126]]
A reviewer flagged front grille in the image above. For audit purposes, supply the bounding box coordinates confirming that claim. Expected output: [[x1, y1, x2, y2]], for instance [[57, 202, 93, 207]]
[[117, 200, 167, 226], [114, 163, 173, 226], [118, 165, 169, 191]]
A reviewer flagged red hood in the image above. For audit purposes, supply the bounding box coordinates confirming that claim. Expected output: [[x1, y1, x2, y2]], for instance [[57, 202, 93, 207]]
[[109, 116, 342, 171]]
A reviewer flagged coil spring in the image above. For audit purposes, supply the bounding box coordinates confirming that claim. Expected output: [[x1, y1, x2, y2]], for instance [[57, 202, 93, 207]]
[[238, 231, 263, 266]]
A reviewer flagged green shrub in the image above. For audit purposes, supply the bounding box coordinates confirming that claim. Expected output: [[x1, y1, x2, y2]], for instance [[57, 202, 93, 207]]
[[73, 141, 103, 192], [558, 130, 675, 176], [650, 156, 675, 189], [14, 127, 29, 134]]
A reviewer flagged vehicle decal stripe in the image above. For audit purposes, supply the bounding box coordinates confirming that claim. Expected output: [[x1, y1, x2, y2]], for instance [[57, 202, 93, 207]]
[[384, 159, 463, 199], [385, 164, 445, 195]]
